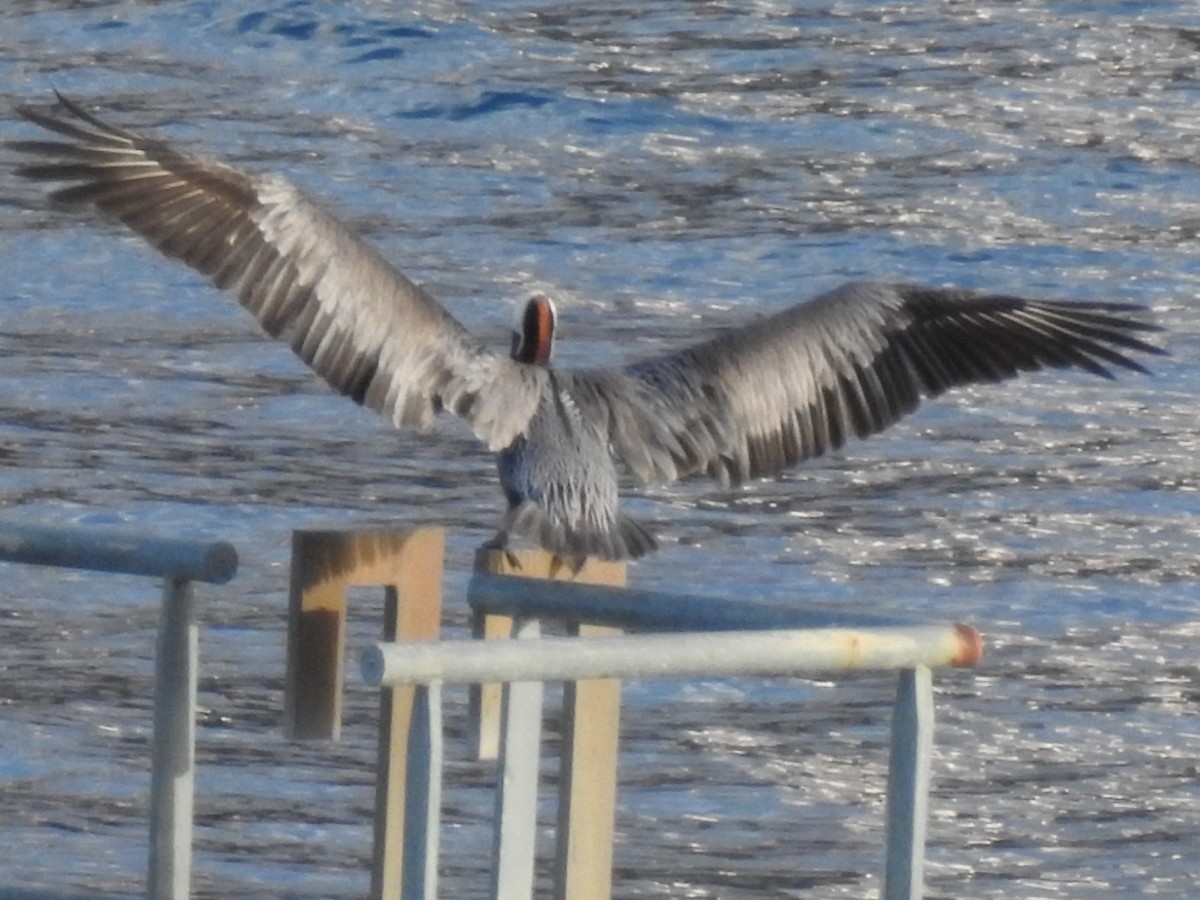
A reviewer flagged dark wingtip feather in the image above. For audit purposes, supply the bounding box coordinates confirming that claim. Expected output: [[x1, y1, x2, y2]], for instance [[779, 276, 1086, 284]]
[[13, 91, 139, 145]]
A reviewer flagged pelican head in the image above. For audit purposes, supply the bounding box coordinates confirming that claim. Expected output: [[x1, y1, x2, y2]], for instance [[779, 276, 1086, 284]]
[[510, 294, 557, 366]]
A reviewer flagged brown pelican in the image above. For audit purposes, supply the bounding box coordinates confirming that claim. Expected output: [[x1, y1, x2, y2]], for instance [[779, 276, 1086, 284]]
[[9, 94, 1163, 562]]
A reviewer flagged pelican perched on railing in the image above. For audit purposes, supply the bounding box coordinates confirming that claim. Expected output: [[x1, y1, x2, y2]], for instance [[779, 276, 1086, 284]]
[[9, 94, 1164, 562]]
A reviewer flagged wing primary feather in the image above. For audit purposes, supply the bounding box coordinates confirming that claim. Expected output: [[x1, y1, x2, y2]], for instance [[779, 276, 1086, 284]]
[[603, 282, 1160, 489], [11, 94, 545, 451]]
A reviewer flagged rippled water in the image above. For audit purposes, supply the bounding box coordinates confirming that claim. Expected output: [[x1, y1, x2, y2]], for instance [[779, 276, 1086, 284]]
[[2, 2, 1199, 898]]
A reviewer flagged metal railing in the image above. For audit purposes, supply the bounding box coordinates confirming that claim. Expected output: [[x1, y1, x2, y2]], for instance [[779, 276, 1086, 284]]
[[461, 568, 981, 900], [367, 598, 977, 899], [0, 522, 238, 900], [284, 530, 983, 900], [2, 522, 983, 899]]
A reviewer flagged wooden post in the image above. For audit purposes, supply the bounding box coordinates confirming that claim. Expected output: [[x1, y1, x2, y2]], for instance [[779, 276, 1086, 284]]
[[371, 532, 445, 900], [285, 528, 444, 740], [554, 616, 624, 900], [468, 582, 514, 763], [283, 528, 444, 899], [471, 549, 626, 900]]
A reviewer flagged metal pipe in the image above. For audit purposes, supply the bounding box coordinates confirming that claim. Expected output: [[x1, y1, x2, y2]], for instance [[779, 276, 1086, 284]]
[[468, 572, 911, 632], [147, 576, 199, 900], [0, 521, 237, 900], [0, 522, 237, 584], [401, 683, 442, 900], [488, 618, 545, 900], [363, 624, 982, 687], [883, 667, 934, 900]]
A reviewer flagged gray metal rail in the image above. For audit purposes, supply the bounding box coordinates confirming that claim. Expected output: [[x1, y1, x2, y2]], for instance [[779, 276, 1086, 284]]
[[0, 521, 238, 900], [0, 522, 237, 584]]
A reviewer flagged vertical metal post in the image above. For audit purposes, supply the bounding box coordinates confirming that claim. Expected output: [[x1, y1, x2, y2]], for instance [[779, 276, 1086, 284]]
[[883, 665, 934, 900], [147, 576, 198, 900], [401, 682, 443, 900], [490, 618, 544, 900]]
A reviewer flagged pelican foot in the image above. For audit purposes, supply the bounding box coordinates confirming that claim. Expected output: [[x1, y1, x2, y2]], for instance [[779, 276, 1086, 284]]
[[482, 532, 524, 571]]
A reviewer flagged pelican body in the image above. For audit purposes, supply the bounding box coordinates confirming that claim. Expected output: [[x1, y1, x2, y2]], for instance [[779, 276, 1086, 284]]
[[9, 95, 1164, 562]]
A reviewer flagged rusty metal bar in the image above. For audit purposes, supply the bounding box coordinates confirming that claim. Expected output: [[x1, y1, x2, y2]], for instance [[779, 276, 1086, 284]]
[[363, 623, 982, 687]]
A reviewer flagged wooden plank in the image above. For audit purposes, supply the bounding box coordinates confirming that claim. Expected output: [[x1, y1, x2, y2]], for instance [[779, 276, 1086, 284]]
[[469, 550, 626, 761], [470, 549, 626, 900], [554, 621, 622, 900], [281, 527, 444, 898], [368, 529, 445, 900], [553, 559, 625, 900], [284, 569, 348, 741], [468, 601, 514, 762], [467, 549, 533, 762], [285, 528, 444, 740], [883, 665, 934, 900]]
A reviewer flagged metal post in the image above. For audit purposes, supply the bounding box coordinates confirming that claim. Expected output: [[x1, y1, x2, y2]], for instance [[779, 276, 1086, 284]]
[[490, 618, 544, 900], [402, 683, 443, 900], [147, 576, 199, 900], [0, 523, 237, 900], [883, 665, 934, 900]]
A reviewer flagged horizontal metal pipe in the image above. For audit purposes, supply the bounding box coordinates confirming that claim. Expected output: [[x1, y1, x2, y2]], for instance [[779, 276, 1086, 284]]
[[468, 573, 913, 632], [362, 624, 983, 687], [0, 522, 238, 584]]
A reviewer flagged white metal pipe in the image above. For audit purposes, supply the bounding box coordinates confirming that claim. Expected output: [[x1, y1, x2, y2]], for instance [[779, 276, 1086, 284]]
[[884, 666, 934, 900], [401, 683, 443, 900], [147, 576, 199, 900], [363, 624, 982, 687], [0, 522, 237, 584], [490, 619, 545, 900]]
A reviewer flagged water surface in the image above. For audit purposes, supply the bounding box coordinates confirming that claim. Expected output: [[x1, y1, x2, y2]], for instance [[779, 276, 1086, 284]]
[[1, 2, 1198, 897]]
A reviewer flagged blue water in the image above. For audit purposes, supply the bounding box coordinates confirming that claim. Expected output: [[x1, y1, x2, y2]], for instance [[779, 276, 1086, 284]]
[[2, 1, 1200, 897]]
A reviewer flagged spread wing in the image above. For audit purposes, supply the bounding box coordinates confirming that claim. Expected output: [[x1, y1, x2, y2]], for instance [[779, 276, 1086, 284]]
[[10, 96, 1164, 487], [583, 281, 1163, 486], [10, 93, 543, 451]]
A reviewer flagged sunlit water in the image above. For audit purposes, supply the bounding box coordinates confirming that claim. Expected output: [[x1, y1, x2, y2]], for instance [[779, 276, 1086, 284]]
[[1, 2, 1199, 897]]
